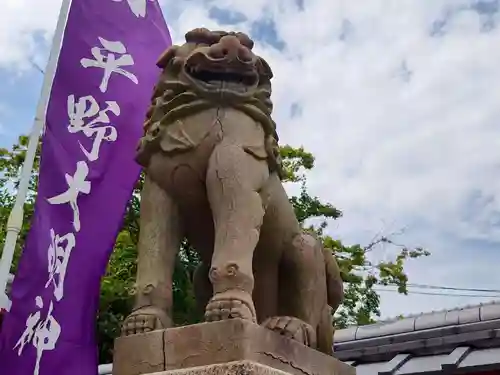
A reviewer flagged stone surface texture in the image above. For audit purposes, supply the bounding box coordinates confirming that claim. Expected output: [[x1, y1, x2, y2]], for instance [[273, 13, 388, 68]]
[[150, 361, 301, 375], [121, 26, 344, 356], [113, 320, 355, 375]]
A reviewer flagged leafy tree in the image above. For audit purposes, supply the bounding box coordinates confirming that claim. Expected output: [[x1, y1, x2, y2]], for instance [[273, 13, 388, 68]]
[[0, 135, 429, 363], [0, 136, 39, 270]]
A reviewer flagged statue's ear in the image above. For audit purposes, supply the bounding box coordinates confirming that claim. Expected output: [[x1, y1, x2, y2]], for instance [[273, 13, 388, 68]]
[[257, 57, 273, 80], [156, 46, 178, 68]]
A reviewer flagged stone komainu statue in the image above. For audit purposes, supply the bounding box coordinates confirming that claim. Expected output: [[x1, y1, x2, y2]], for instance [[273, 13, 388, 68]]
[[121, 28, 344, 355]]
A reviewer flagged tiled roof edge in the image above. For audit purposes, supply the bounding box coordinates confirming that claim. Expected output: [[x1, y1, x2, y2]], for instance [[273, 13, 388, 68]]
[[335, 300, 500, 343]]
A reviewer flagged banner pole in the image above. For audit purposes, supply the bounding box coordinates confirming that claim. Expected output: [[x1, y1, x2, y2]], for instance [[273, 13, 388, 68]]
[[0, 0, 73, 311]]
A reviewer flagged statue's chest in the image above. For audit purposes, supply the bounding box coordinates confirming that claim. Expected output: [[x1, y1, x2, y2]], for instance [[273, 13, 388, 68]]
[[160, 107, 265, 153]]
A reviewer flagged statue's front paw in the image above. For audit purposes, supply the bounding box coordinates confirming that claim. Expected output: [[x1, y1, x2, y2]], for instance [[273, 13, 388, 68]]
[[121, 306, 171, 336], [204, 289, 257, 323], [262, 316, 317, 348]]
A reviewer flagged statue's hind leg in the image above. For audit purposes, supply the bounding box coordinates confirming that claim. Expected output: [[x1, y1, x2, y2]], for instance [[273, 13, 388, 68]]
[[263, 233, 327, 349], [258, 180, 328, 351], [281, 233, 328, 323], [205, 142, 269, 322]]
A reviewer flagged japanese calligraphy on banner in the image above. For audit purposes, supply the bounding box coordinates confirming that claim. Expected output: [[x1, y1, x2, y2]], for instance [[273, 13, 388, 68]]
[[0, 1, 171, 374]]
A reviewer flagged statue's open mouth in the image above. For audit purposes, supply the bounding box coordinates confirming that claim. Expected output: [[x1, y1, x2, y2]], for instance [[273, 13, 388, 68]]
[[185, 64, 258, 87]]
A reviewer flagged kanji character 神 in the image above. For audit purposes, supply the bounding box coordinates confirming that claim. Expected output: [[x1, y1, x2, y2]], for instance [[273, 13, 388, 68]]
[[14, 296, 43, 356], [14, 297, 61, 375]]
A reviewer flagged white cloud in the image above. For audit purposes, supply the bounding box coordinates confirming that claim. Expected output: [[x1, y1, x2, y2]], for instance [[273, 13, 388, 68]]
[[2, 0, 500, 319], [0, 0, 60, 71]]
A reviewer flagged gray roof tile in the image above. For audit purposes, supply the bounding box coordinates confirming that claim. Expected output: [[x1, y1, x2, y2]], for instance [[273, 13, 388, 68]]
[[335, 326, 358, 342], [480, 302, 500, 321], [458, 347, 500, 369], [396, 354, 449, 375], [335, 300, 500, 343], [458, 306, 480, 324], [347, 347, 500, 375], [355, 318, 415, 340], [440, 346, 472, 371], [414, 310, 449, 330], [444, 308, 461, 325], [379, 354, 411, 375]]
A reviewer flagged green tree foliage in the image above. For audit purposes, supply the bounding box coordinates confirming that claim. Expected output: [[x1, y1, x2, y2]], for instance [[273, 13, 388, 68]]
[[0, 135, 429, 363]]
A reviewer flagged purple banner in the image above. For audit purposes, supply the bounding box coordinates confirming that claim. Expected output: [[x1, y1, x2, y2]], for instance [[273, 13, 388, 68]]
[[0, 1, 171, 374]]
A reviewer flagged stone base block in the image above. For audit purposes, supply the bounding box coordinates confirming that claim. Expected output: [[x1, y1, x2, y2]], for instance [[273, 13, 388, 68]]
[[151, 360, 299, 375], [113, 319, 355, 375]]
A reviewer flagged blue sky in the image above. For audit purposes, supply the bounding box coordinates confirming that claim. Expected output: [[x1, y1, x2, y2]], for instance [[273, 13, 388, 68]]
[[0, 69, 42, 146], [2, 0, 500, 319]]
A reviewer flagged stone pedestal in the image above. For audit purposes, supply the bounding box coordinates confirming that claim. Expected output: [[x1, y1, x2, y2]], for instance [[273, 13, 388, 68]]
[[113, 319, 355, 375], [146, 361, 317, 375]]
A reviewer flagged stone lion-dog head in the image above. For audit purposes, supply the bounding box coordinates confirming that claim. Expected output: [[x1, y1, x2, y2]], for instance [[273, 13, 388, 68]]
[[156, 28, 272, 97], [139, 27, 281, 175]]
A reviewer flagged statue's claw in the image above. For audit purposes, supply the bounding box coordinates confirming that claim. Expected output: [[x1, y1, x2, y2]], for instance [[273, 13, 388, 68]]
[[204, 289, 257, 323], [262, 316, 317, 348], [121, 306, 171, 336]]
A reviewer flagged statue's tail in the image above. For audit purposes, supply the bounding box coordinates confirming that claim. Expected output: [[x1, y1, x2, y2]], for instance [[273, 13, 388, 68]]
[[322, 247, 343, 312]]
